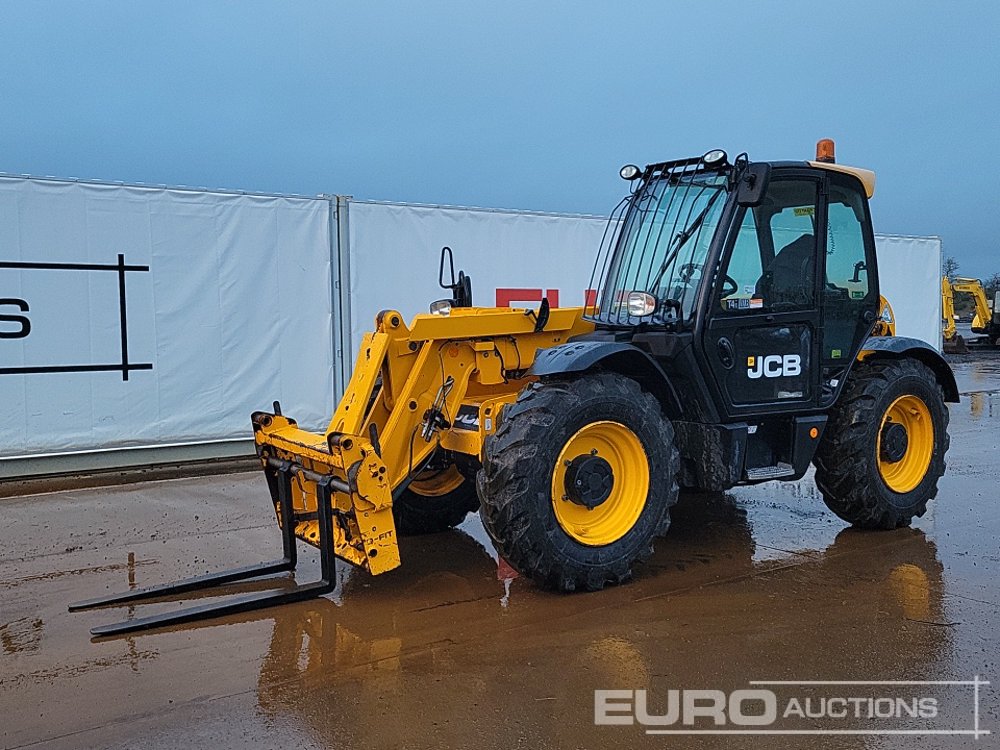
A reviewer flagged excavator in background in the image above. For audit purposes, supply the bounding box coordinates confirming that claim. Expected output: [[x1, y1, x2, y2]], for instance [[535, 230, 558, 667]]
[[942, 275, 1000, 353]]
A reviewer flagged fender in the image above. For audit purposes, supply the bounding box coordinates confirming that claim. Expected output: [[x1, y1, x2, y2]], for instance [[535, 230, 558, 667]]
[[529, 341, 683, 418], [858, 336, 960, 403]]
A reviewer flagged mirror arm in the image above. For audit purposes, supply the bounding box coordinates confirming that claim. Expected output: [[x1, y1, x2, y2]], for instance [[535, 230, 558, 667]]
[[438, 246, 456, 289]]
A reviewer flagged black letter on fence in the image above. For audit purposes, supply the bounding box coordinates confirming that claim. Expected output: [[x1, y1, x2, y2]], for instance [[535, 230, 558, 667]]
[[0, 298, 30, 339]]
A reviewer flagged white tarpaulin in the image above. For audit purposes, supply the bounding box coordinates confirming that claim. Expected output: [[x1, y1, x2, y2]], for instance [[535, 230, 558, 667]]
[[0, 176, 334, 458], [871, 234, 943, 346], [0, 181, 943, 472], [345, 200, 607, 355], [345, 200, 942, 355]]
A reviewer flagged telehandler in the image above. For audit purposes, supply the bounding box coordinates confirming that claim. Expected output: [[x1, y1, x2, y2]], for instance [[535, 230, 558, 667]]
[[74, 140, 957, 636]]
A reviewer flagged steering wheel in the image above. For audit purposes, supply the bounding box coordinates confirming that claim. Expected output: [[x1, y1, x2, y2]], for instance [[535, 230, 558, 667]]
[[677, 263, 701, 283], [720, 274, 739, 299]]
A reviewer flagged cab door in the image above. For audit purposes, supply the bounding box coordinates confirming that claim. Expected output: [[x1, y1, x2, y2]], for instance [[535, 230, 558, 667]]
[[701, 174, 824, 419], [817, 172, 880, 405]]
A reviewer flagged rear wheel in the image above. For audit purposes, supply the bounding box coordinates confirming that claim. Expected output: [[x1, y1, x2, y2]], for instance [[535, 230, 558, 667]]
[[814, 358, 949, 529], [393, 463, 480, 535], [478, 373, 679, 591]]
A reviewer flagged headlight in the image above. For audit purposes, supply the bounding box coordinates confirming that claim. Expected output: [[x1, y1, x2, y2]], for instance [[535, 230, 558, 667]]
[[626, 291, 657, 317], [702, 149, 727, 166], [619, 164, 641, 180], [430, 299, 452, 316]]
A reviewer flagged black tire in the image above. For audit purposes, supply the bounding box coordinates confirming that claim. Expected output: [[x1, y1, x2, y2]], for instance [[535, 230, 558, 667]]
[[477, 373, 680, 591], [392, 466, 480, 535], [814, 358, 949, 529]]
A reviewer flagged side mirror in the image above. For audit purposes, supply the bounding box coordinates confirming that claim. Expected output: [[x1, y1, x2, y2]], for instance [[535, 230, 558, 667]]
[[737, 163, 771, 207], [453, 270, 473, 308]]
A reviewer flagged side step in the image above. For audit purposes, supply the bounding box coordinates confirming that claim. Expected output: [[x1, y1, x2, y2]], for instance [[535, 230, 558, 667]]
[[745, 462, 796, 481], [69, 461, 337, 638]]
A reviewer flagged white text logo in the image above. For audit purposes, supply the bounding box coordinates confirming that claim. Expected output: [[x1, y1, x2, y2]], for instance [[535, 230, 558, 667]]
[[747, 354, 801, 379]]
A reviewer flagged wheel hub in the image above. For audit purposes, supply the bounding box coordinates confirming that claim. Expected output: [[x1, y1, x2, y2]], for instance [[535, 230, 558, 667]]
[[550, 420, 650, 546], [564, 454, 614, 509], [880, 420, 909, 463]]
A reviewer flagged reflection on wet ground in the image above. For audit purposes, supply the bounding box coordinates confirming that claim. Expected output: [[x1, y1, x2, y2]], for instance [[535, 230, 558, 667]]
[[1, 361, 998, 749], [968, 390, 999, 421]]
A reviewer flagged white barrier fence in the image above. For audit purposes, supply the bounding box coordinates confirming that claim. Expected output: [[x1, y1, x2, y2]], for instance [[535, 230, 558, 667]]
[[344, 200, 609, 359], [0, 176, 336, 475], [0, 175, 942, 476]]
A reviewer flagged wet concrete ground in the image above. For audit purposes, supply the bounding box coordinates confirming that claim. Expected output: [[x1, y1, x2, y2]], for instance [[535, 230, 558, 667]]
[[2, 360, 998, 749]]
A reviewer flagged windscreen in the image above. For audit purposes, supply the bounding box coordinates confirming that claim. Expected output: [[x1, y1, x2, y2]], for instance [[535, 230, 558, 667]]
[[586, 165, 728, 326]]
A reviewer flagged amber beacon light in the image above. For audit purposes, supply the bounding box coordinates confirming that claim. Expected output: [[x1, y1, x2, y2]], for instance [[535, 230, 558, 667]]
[[816, 138, 836, 163]]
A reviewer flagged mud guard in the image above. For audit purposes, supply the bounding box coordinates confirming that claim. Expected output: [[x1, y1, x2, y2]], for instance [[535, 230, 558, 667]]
[[859, 336, 960, 403], [529, 341, 683, 418]]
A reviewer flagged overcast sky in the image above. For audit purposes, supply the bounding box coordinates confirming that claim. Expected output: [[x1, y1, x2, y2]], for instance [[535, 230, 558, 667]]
[[1, 1, 997, 276]]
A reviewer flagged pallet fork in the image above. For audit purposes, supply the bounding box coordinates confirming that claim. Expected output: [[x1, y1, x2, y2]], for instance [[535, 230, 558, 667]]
[[69, 460, 338, 638], [70, 295, 591, 637]]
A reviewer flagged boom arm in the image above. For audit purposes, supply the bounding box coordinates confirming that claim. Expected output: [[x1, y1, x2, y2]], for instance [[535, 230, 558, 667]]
[[252, 305, 594, 576], [942, 276, 957, 342]]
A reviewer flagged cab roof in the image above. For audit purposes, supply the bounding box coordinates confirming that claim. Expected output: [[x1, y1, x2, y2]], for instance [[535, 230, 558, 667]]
[[808, 161, 876, 198], [642, 154, 876, 199], [764, 160, 876, 198]]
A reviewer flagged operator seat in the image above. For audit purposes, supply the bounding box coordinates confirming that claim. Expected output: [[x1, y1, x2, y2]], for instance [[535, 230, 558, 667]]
[[755, 233, 816, 308]]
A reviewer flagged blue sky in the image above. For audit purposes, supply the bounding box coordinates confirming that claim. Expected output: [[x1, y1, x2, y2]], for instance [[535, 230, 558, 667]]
[[2, 1, 997, 277]]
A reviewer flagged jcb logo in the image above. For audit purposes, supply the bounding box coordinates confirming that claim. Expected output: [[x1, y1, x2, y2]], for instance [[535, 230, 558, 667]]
[[747, 354, 801, 379]]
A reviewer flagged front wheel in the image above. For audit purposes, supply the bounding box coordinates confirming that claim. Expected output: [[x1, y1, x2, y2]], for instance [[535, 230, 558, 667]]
[[478, 373, 679, 591], [814, 358, 950, 529], [393, 463, 480, 535]]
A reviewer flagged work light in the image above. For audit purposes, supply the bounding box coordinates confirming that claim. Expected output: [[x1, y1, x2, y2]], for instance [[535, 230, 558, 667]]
[[702, 149, 727, 166], [619, 164, 641, 180]]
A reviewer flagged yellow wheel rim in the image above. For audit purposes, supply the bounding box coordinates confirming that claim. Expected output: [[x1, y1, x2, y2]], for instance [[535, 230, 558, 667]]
[[551, 421, 649, 546], [877, 394, 934, 494], [409, 465, 465, 497]]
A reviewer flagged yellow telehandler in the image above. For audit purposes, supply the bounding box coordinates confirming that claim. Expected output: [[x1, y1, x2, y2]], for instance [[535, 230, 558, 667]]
[[74, 141, 957, 636]]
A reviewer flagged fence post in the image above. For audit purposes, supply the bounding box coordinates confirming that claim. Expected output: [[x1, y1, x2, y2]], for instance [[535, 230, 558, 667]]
[[333, 195, 354, 400]]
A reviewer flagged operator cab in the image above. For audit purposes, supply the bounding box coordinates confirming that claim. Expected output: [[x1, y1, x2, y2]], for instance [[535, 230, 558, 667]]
[[587, 142, 880, 417], [581, 141, 891, 487]]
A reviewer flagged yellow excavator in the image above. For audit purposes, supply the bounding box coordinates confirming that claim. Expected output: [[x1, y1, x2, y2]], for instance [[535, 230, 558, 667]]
[[72, 140, 958, 637], [942, 275, 1000, 353]]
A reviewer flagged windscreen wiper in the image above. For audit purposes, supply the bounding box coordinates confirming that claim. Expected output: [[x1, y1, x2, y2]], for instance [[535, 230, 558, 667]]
[[646, 188, 724, 295]]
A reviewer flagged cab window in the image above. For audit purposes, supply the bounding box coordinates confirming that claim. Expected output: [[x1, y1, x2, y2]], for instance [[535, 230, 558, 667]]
[[719, 179, 819, 313], [826, 186, 869, 298], [720, 209, 764, 311], [821, 175, 875, 364]]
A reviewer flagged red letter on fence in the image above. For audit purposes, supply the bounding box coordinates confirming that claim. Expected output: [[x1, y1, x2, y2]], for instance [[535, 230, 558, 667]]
[[495, 288, 560, 307]]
